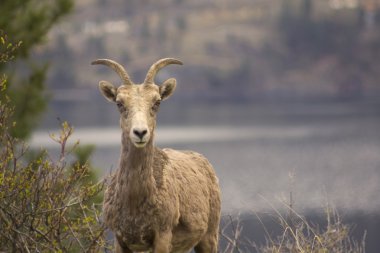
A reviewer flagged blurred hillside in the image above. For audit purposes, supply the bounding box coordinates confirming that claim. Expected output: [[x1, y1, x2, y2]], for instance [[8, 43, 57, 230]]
[[35, 0, 380, 101]]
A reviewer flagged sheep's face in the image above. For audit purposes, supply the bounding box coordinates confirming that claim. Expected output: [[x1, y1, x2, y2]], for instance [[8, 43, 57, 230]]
[[99, 79, 176, 148]]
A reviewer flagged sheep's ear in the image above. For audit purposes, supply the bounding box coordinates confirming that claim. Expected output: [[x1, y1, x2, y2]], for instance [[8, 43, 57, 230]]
[[159, 78, 176, 101], [99, 81, 117, 102]]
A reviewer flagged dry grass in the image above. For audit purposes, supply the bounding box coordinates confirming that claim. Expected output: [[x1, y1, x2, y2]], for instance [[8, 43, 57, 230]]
[[260, 207, 366, 253], [220, 205, 366, 253], [220, 185, 366, 253]]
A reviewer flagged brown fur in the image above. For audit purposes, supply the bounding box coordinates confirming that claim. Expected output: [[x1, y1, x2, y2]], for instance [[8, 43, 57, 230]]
[[94, 58, 221, 253]]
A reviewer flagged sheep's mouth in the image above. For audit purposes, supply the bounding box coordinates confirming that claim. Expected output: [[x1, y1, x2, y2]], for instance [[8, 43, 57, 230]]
[[134, 141, 147, 148]]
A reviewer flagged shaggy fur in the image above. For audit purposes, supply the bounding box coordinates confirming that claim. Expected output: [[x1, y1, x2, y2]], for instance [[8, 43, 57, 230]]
[[93, 58, 221, 253]]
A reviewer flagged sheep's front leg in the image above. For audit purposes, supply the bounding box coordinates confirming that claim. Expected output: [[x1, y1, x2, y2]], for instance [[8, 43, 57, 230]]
[[153, 231, 172, 253]]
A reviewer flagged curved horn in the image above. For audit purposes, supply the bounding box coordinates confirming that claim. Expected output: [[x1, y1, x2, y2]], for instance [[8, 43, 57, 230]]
[[91, 59, 133, 85], [144, 58, 183, 84]]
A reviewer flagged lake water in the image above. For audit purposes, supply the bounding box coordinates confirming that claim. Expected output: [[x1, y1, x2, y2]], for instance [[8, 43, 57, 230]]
[[32, 98, 380, 251]]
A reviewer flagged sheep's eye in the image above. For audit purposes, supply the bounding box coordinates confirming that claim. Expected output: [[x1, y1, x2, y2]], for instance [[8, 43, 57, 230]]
[[116, 102, 125, 113], [152, 100, 161, 112]]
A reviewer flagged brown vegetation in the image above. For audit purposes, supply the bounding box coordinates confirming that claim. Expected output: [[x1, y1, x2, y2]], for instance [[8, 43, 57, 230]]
[[0, 96, 105, 252]]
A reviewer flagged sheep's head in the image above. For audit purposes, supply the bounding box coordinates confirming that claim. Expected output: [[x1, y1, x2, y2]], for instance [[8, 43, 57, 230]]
[[92, 58, 182, 148]]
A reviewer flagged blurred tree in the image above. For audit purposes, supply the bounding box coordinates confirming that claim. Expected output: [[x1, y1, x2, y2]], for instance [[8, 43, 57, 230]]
[[49, 34, 76, 89], [157, 16, 168, 41], [0, 32, 106, 253], [274, 0, 380, 97], [176, 16, 187, 32], [301, 0, 312, 21], [0, 0, 73, 139]]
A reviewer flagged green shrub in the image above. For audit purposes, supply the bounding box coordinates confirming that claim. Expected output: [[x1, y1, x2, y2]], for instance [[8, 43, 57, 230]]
[[0, 36, 106, 251]]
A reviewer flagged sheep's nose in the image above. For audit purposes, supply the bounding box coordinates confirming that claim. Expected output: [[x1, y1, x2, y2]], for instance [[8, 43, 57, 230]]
[[133, 128, 148, 139]]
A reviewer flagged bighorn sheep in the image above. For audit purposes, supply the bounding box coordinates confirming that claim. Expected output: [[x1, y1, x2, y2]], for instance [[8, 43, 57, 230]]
[[92, 58, 221, 253]]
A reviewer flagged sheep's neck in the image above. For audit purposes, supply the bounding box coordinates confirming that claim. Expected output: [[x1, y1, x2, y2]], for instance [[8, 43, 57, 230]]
[[118, 132, 156, 211]]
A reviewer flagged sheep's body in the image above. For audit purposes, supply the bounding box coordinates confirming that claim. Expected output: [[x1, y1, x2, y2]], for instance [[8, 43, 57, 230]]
[[93, 58, 221, 253], [104, 144, 220, 252]]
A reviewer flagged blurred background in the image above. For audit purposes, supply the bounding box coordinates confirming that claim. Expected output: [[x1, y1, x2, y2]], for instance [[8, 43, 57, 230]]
[[2, 0, 380, 251]]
